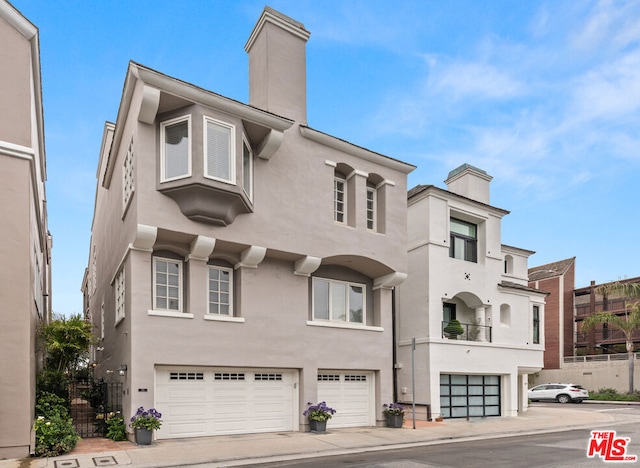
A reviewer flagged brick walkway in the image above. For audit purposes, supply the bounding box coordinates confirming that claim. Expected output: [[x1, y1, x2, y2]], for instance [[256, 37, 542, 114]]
[[70, 437, 136, 454]]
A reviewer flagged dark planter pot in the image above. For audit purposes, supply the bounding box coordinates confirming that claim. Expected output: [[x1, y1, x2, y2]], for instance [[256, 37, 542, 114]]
[[309, 419, 327, 433], [385, 413, 404, 428], [134, 427, 153, 445]]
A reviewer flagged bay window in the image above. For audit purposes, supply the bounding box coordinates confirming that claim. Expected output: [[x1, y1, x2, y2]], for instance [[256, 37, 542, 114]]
[[161, 116, 190, 182], [204, 117, 234, 183]]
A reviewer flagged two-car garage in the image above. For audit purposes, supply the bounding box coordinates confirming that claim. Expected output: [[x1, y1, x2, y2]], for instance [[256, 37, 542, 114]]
[[155, 367, 374, 439]]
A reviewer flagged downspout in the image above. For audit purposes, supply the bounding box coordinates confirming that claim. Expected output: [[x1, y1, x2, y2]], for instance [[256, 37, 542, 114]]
[[391, 287, 398, 404]]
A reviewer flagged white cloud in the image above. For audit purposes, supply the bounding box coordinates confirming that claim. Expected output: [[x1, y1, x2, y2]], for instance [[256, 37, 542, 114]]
[[429, 61, 525, 101], [368, 0, 640, 204]]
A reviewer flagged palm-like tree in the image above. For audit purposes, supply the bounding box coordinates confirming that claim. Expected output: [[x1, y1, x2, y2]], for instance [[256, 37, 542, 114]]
[[580, 281, 640, 394]]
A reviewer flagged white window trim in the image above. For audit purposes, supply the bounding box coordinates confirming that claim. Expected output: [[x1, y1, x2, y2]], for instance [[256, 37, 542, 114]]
[[152, 256, 184, 313], [242, 134, 253, 201], [100, 302, 105, 340], [148, 310, 194, 319], [306, 320, 382, 332], [114, 269, 125, 325], [207, 265, 234, 317], [160, 115, 192, 183], [366, 186, 376, 231], [334, 176, 346, 224], [204, 315, 245, 323], [312, 277, 366, 325], [122, 137, 134, 214], [203, 116, 235, 184]]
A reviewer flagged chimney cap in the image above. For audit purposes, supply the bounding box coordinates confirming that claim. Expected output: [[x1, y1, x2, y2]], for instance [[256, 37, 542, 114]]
[[446, 163, 490, 182], [245, 6, 310, 52]]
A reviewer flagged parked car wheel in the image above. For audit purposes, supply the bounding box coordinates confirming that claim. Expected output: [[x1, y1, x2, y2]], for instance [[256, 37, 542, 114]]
[[557, 394, 571, 404]]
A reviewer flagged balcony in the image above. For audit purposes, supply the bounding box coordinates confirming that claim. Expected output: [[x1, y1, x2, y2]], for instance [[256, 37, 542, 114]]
[[576, 328, 640, 346], [575, 299, 627, 318], [441, 321, 492, 343]]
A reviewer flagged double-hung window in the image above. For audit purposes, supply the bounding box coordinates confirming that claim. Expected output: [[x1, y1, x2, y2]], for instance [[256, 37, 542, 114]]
[[533, 305, 540, 344], [366, 185, 376, 231], [208, 266, 233, 315], [450, 218, 477, 262], [161, 116, 190, 182], [153, 257, 182, 312], [334, 176, 346, 223], [204, 117, 234, 183], [313, 278, 365, 324]]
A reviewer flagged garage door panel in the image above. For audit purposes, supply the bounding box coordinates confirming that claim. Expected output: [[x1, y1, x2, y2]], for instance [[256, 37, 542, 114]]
[[165, 421, 208, 438], [160, 387, 208, 401], [317, 372, 373, 428], [156, 367, 295, 439]]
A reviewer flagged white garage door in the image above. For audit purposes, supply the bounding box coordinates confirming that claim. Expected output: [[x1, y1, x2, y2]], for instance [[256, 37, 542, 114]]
[[317, 371, 374, 428], [155, 367, 297, 439]]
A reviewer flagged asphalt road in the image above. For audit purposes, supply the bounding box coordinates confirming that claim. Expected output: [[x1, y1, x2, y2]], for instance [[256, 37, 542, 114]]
[[249, 403, 640, 468]]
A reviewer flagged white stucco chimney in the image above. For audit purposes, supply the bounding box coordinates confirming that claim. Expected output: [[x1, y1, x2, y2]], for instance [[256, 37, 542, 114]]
[[444, 164, 493, 204], [245, 7, 311, 124]]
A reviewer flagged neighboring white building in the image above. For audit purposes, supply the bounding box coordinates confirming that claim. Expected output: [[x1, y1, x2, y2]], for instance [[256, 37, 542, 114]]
[[395, 164, 547, 419]]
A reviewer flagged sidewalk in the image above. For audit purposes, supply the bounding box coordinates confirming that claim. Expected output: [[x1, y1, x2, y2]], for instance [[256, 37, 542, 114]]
[[4, 404, 640, 468]]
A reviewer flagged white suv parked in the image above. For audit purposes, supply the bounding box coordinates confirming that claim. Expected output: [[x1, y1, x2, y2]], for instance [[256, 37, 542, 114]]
[[528, 383, 589, 403]]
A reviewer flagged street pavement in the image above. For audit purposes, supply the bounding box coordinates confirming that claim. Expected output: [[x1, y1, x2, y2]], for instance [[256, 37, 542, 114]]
[[3, 402, 640, 468]]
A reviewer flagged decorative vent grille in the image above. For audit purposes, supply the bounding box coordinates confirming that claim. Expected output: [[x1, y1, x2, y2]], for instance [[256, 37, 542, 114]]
[[318, 374, 340, 381], [255, 373, 283, 381], [345, 375, 367, 382], [214, 372, 245, 381], [170, 372, 204, 381]]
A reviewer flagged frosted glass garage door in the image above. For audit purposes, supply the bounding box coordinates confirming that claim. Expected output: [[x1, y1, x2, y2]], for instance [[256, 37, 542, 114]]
[[440, 374, 500, 419]]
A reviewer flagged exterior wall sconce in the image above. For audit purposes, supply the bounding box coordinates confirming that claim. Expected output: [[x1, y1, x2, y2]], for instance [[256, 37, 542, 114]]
[[117, 364, 128, 376]]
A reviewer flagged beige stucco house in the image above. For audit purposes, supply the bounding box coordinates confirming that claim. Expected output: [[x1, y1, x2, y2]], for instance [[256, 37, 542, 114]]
[[85, 6, 414, 439], [395, 164, 547, 420], [0, 0, 52, 458]]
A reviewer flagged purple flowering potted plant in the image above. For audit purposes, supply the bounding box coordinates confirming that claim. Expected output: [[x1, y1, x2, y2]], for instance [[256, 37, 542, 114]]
[[303, 401, 336, 433], [130, 407, 162, 445], [382, 403, 404, 428]]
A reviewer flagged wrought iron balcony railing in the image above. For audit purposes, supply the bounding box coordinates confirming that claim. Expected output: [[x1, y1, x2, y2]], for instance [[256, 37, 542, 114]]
[[441, 321, 492, 343]]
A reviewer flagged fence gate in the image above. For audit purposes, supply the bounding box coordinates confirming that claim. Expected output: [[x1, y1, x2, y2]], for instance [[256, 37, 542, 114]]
[[70, 379, 123, 438]]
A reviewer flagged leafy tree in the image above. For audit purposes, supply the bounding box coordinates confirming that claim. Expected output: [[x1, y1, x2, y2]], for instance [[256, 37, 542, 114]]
[[40, 313, 96, 375], [580, 281, 640, 394]]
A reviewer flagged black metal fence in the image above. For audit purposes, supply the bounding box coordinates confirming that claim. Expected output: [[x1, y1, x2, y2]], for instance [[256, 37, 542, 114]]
[[69, 379, 123, 438]]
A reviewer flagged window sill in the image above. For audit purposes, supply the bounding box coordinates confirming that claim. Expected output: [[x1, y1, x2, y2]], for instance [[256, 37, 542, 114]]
[[306, 320, 383, 332], [204, 314, 245, 323], [148, 310, 194, 319]]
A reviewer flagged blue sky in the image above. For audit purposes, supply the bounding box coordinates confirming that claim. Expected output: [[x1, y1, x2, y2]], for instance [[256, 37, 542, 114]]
[[11, 0, 640, 316]]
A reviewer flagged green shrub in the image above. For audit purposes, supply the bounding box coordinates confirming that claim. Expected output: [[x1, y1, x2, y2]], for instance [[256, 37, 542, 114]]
[[589, 388, 640, 402], [34, 415, 80, 457], [35, 391, 68, 419], [105, 416, 128, 441], [37, 370, 70, 403], [34, 391, 79, 457]]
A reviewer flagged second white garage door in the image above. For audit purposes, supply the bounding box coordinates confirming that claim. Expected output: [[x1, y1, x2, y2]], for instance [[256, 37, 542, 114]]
[[155, 367, 297, 439], [317, 371, 374, 428]]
